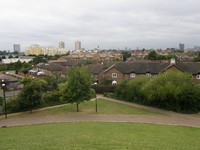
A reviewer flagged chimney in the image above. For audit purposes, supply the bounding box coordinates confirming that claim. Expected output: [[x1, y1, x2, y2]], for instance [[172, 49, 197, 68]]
[[170, 58, 176, 65]]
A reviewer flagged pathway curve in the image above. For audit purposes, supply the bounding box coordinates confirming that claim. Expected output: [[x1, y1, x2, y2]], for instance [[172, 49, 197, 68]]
[[0, 96, 200, 128]]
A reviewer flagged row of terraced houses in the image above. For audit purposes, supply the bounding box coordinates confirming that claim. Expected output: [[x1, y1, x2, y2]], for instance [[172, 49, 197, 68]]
[[29, 58, 200, 85]]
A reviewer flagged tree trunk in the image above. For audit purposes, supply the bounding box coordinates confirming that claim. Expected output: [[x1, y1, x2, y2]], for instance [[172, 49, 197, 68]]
[[76, 102, 79, 112]]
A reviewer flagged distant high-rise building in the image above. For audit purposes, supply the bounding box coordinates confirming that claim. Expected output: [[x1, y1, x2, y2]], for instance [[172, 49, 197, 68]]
[[75, 41, 81, 50], [194, 46, 200, 51], [179, 43, 185, 51], [25, 44, 68, 56], [59, 41, 65, 48], [13, 44, 20, 53]]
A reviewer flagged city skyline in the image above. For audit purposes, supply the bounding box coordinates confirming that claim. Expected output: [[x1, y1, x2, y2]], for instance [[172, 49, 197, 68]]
[[0, 0, 200, 51]]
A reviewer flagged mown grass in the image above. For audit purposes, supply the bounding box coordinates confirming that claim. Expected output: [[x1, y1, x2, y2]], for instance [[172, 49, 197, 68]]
[[0, 122, 199, 150], [2, 98, 161, 119]]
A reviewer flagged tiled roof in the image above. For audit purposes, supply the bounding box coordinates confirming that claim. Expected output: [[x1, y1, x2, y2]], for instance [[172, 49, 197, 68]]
[[111, 62, 170, 74], [176, 62, 200, 74], [84, 64, 104, 74], [105, 61, 200, 75], [0, 74, 19, 82]]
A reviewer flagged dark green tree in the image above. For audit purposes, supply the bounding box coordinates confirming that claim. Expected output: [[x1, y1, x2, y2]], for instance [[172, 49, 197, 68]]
[[13, 60, 23, 70], [18, 78, 47, 113], [194, 52, 200, 62], [121, 51, 131, 61], [32, 55, 47, 64], [141, 71, 200, 113], [61, 68, 92, 111], [2, 55, 6, 59], [8, 55, 13, 58], [146, 51, 158, 60]]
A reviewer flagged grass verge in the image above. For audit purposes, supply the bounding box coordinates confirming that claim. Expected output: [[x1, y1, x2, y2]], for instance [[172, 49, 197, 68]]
[[0, 122, 199, 150], [2, 98, 161, 119]]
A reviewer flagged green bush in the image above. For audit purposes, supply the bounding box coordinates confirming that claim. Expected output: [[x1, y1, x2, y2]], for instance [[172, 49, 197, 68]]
[[90, 88, 96, 99], [141, 71, 200, 113], [114, 71, 200, 113], [115, 76, 149, 103], [92, 85, 116, 94], [6, 98, 20, 113], [0, 97, 3, 106], [114, 80, 128, 100], [42, 90, 62, 106], [103, 92, 115, 98]]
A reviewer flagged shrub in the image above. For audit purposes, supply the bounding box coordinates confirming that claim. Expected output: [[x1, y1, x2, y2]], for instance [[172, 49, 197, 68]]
[[103, 92, 115, 98], [114, 71, 200, 113], [90, 88, 96, 99], [42, 90, 62, 106], [6, 98, 20, 113], [92, 85, 116, 94], [141, 71, 200, 113]]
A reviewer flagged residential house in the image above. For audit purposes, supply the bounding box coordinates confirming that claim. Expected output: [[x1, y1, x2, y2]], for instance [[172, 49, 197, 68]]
[[103, 59, 200, 85]]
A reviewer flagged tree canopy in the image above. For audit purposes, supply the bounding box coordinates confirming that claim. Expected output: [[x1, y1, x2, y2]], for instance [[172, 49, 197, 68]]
[[144, 50, 177, 60], [18, 78, 47, 112], [114, 71, 200, 113], [61, 67, 92, 111]]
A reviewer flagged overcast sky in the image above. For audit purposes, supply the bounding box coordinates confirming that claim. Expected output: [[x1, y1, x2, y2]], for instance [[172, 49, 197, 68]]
[[0, 0, 200, 51]]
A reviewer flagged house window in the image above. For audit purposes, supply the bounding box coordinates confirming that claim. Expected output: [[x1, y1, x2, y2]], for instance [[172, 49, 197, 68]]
[[196, 74, 200, 79], [112, 80, 117, 85], [130, 73, 136, 78], [112, 73, 117, 78], [146, 73, 151, 77]]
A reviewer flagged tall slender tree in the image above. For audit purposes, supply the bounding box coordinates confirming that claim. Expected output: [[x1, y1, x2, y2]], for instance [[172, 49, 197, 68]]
[[62, 68, 92, 112]]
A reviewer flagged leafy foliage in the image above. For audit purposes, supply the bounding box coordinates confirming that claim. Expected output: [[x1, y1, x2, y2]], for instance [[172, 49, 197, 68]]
[[144, 50, 177, 60], [121, 51, 131, 61], [61, 67, 92, 111], [114, 71, 200, 113], [193, 52, 200, 62], [42, 90, 62, 106], [17, 78, 47, 112]]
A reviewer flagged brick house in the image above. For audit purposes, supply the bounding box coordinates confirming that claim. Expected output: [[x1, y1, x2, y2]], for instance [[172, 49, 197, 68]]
[[84, 62, 117, 84], [103, 59, 200, 85]]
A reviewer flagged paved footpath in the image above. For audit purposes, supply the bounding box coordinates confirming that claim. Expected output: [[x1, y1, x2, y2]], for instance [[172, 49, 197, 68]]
[[0, 96, 200, 128]]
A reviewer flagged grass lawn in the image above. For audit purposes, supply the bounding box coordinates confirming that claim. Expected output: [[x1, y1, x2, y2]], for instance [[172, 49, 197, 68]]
[[4, 98, 161, 118], [0, 122, 199, 150]]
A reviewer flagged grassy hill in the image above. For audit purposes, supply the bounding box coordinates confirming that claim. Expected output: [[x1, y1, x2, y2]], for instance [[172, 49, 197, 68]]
[[0, 122, 199, 150]]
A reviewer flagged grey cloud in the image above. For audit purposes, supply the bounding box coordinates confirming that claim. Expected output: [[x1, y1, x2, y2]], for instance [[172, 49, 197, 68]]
[[0, 0, 200, 50]]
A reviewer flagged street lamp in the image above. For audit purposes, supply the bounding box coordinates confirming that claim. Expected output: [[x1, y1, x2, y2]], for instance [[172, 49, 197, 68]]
[[94, 83, 98, 113], [95, 93, 98, 113], [1, 79, 7, 119]]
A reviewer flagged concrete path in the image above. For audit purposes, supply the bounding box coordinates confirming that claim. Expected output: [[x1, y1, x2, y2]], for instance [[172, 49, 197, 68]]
[[0, 96, 200, 128]]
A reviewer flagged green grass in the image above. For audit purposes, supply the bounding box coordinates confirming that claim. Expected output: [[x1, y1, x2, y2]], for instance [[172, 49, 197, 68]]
[[4, 99, 161, 118], [0, 122, 200, 150]]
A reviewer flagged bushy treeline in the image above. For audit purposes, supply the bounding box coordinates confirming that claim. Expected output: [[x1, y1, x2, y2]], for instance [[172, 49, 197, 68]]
[[115, 71, 200, 113], [144, 50, 177, 60], [6, 68, 95, 113]]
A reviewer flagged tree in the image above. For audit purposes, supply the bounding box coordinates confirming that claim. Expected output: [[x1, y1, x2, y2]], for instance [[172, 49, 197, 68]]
[[43, 75, 65, 91], [145, 51, 158, 60], [13, 60, 23, 70], [2, 55, 6, 59], [8, 55, 13, 58], [61, 68, 92, 111], [121, 51, 131, 61], [32, 55, 47, 64], [194, 52, 200, 62], [18, 78, 47, 113], [141, 71, 200, 113]]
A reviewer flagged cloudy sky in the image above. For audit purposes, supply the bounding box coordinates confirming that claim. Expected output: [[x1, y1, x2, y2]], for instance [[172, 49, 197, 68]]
[[0, 0, 200, 51]]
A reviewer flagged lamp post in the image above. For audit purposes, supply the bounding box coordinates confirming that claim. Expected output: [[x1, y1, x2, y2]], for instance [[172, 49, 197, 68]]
[[95, 94, 98, 113], [1, 79, 7, 119], [94, 83, 98, 113]]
